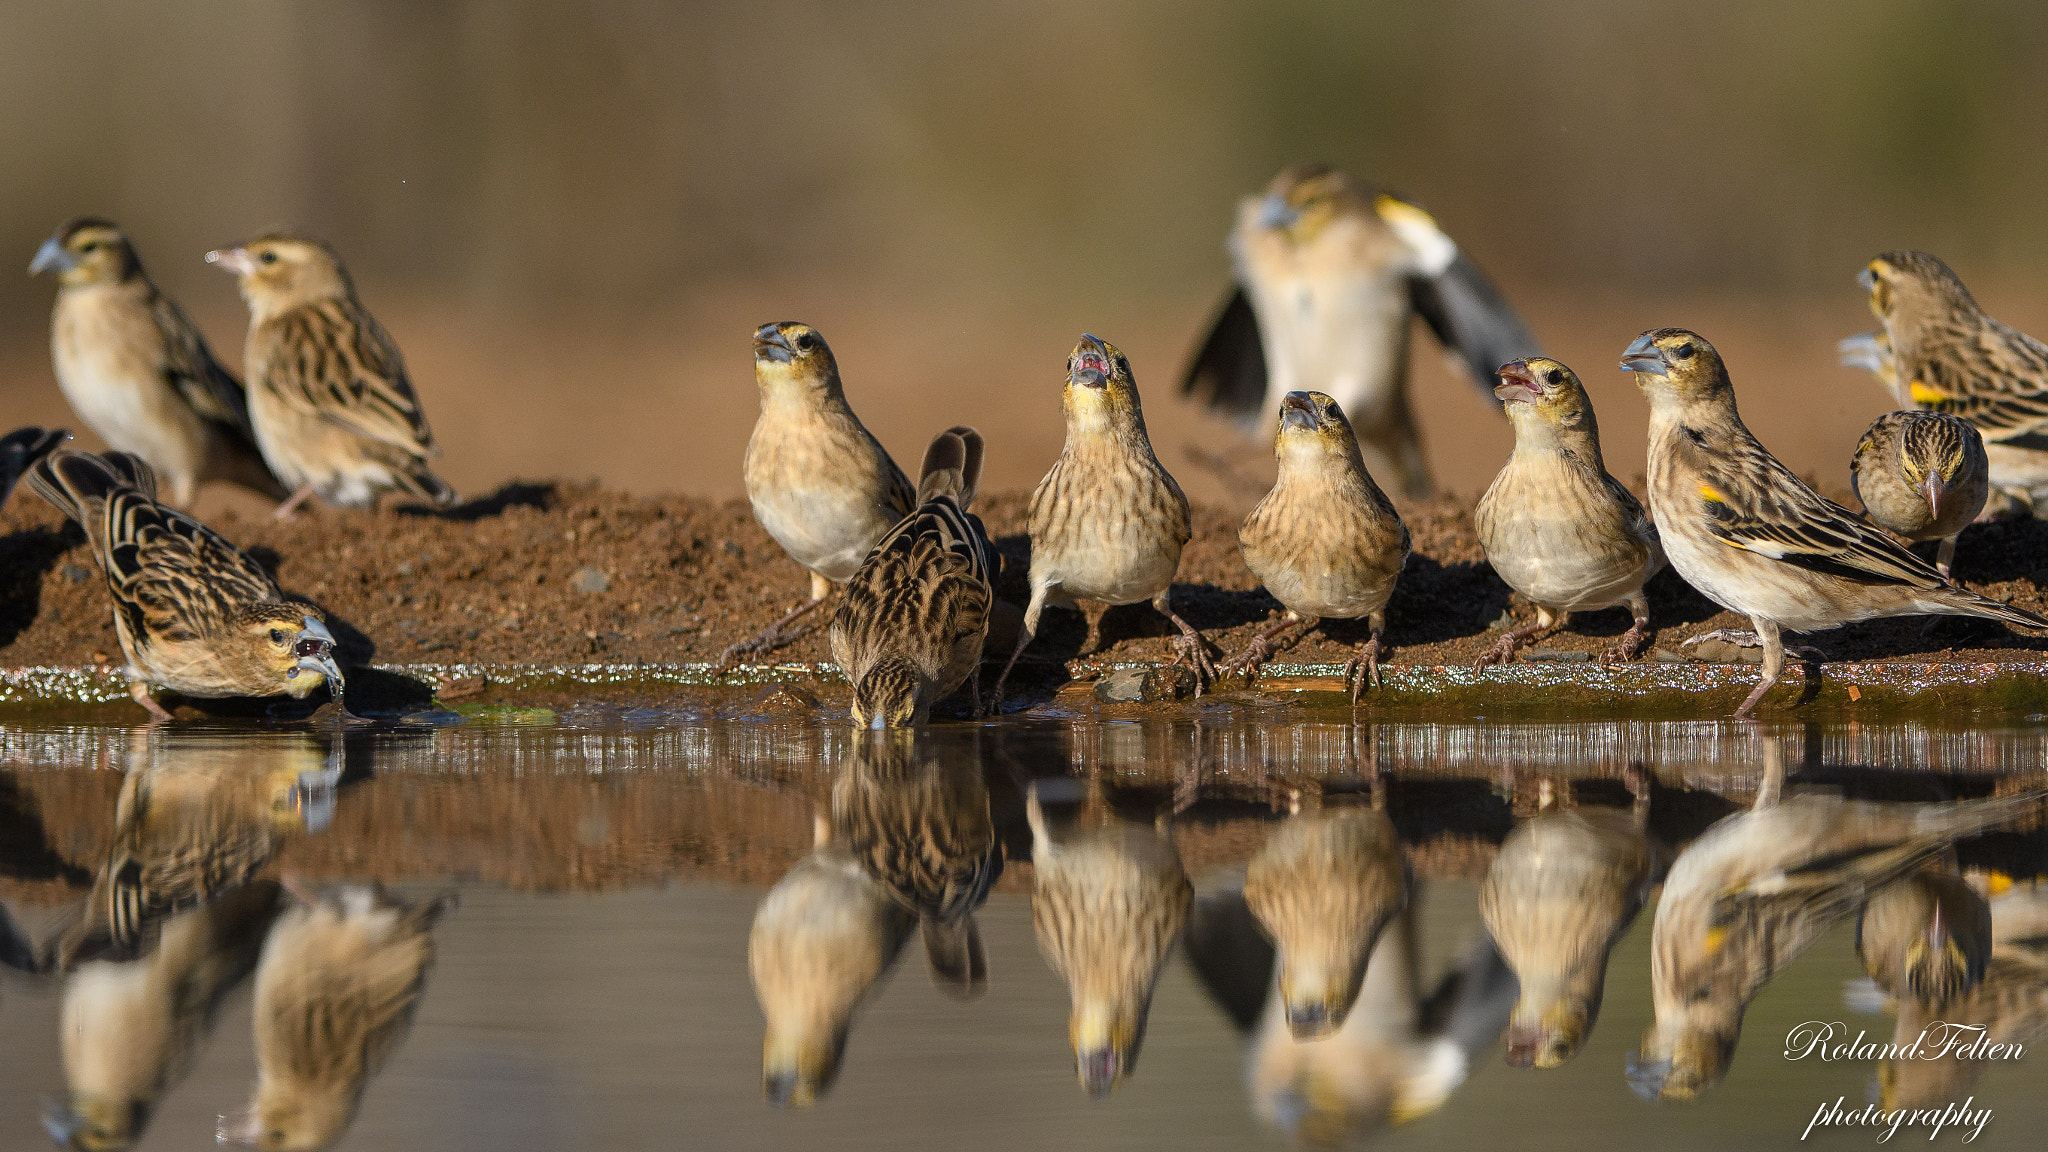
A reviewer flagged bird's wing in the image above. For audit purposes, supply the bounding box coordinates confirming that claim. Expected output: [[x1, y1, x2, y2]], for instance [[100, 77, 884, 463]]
[[1179, 286, 1269, 426], [1180, 879, 1275, 1034], [1712, 838, 1948, 967], [1375, 195, 1540, 394], [1913, 320, 2048, 438], [99, 475, 282, 644], [151, 291, 256, 435], [263, 301, 438, 455]]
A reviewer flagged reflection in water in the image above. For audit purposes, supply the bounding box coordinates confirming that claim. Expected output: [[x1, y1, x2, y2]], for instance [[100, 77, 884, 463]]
[[1479, 770, 1662, 1068], [1025, 779, 1191, 1098], [220, 884, 456, 1151], [1857, 868, 1992, 1006]]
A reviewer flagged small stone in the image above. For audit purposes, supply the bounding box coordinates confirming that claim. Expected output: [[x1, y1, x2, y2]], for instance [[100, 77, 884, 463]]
[[723, 541, 744, 558], [745, 683, 821, 716], [1651, 647, 1692, 664], [1093, 665, 1196, 704], [1522, 648, 1592, 663], [61, 563, 92, 584], [1690, 638, 1763, 665], [571, 567, 611, 594]]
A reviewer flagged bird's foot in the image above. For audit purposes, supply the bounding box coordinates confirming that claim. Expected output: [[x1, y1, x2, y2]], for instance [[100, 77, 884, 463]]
[[129, 681, 173, 722], [1599, 622, 1650, 666], [1167, 631, 1216, 696], [716, 596, 827, 668], [1684, 628, 1761, 649], [1218, 616, 1306, 686], [1472, 632, 1526, 669], [1342, 635, 1383, 704]]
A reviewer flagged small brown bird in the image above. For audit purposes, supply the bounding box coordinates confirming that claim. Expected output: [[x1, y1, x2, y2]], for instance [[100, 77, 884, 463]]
[[1621, 328, 2048, 719], [220, 883, 455, 1150], [1474, 359, 1663, 666], [732, 321, 917, 663], [831, 427, 997, 726], [1025, 780, 1193, 1098], [1859, 250, 2048, 513], [1223, 391, 1409, 700], [28, 448, 344, 719], [994, 334, 1212, 702], [206, 233, 454, 518], [29, 218, 284, 506], [0, 425, 66, 507], [1857, 867, 1993, 1007], [1182, 163, 1540, 499], [1850, 410, 1988, 577]]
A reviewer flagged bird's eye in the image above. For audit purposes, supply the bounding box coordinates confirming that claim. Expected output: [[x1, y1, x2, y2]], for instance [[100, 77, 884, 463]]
[[79, 242, 98, 254], [259, 251, 277, 265], [1544, 369, 1563, 385], [268, 628, 286, 644], [1115, 355, 1129, 375], [794, 333, 815, 351], [1674, 343, 1695, 360]]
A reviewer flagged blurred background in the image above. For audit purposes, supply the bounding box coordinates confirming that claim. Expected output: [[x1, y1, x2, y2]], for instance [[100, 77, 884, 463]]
[[2, 0, 2046, 513]]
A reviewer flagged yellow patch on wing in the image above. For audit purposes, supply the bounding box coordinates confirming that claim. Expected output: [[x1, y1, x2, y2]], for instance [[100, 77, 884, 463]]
[[1908, 380, 1949, 406], [1703, 925, 1728, 956], [1984, 871, 2015, 896], [1373, 195, 1441, 235], [1697, 483, 1726, 503]]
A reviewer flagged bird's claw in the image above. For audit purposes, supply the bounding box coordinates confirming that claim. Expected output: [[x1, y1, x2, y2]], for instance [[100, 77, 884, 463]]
[[1472, 634, 1522, 669], [1169, 633, 1215, 696], [1684, 628, 1762, 649]]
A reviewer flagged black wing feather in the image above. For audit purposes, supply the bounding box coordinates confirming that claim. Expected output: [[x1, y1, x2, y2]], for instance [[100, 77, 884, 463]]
[[1180, 286, 1269, 425], [1409, 251, 1542, 394]]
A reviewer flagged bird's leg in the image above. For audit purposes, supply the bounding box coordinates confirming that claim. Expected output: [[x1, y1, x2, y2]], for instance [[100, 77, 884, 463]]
[[1935, 534, 1959, 580], [1342, 614, 1386, 704], [1152, 589, 1215, 695], [271, 482, 320, 521], [966, 664, 984, 719], [1080, 602, 1107, 658], [1218, 611, 1312, 685], [1685, 627, 1762, 649], [1473, 607, 1562, 668], [990, 581, 1049, 708], [1623, 761, 1653, 830], [1600, 595, 1653, 665], [1732, 617, 1785, 719], [129, 680, 173, 722], [719, 571, 832, 667]]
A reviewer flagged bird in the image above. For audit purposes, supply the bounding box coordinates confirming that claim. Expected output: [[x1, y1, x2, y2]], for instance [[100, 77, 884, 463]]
[[1628, 742, 2047, 1102], [993, 334, 1213, 703], [1478, 770, 1659, 1069], [830, 729, 1000, 996], [44, 881, 281, 1152], [1620, 328, 2048, 719], [205, 232, 454, 518], [1850, 410, 1988, 577], [29, 218, 284, 507], [1857, 250, 2048, 515], [0, 425, 67, 506], [1856, 866, 1993, 1007], [1221, 390, 1409, 701], [830, 426, 997, 726], [27, 448, 344, 720], [1473, 358, 1664, 666], [730, 321, 917, 664], [1181, 162, 1540, 500], [749, 809, 917, 1108], [219, 882, 455, 1151], [1025, 779, 1193, 1098], [1243, 785, 1410, 1040]]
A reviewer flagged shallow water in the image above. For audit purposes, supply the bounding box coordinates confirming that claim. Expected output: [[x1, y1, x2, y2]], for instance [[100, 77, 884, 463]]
[[2, 714, 2046, 1151]]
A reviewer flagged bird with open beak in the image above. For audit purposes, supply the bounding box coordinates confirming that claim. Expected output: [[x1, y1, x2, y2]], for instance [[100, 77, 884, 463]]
[[27, 448, 345, 720], [1474, 358, 1663, 665], [1621, 327, 2047, 718], [993, 334, 1213, 702], [1223, 390, 1409, 699], [1850, 409, 1988, 577]]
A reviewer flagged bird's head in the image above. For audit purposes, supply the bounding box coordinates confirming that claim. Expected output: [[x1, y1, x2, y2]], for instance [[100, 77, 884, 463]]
[[205, 233, 351, 318], [1628, 1021, 1737, 1102], [1070, 996, 1147, 1099], [29, 219, 138, 287], [1255, 163, 1357, 245], [1620, 329, 1731, 411], [1273, 390, 1362, 462], [1496, 358, 1597, 439], [752, 321, 841, 402], [1062, 334, 1145, 430], [850, 658, 924, 729], [1503, 1000, 1592, 1069], [1862, 250, 1977, 327], [232, 606, 342, 701], [41, 1095, 145, 1152], [761, 1019, 850, 1110], [1893, 414, 1979, 525], [1273, 939, 1372, 1041]]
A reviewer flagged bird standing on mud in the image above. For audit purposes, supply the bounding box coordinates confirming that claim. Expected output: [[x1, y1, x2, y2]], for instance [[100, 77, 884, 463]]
[[1223, 390, 1408, 700], [1474, 358, 1663, 666], [29, 219, 283, 507], [831, 427, 997, 726], [1850, 411, 1989, 578], [1621, 328, 2047, 719], [734, 321, 916, 664], [28, 448, 344, 719], [1182, 163, 1540, 500], [206, 233, 455, 518], [994, 334, 1212, 702]]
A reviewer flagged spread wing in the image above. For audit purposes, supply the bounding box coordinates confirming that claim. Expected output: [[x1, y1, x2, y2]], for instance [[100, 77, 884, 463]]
[[1180, 286, 1269, 425], [1373, 194, 1541, 396], [262, 299, 438, 457], [1910, 318, 2048, 438]]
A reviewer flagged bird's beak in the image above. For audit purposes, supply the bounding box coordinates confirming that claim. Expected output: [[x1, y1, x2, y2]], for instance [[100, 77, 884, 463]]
[[1858, 267, 1878, 291], [1619, 334, 1667, 376], [39, 1100, 83, 1148], [1624, 1051, 1672, 1101], [1071, 333, 1111, 388], [1921, 473, 1947, 521], [1078, 1047, 1118, 1099], [1279, 391, 1319, 430], [28, 237, 75, 276], [1494, 359, 1541, 404], [1502, 1026, 1542, 1068], [205, 247, 257, 277], [217, 1108, 262, 1146], [753, 324, 795, 363], [1258, 192, 1300, 231], [291, 615, 343, 688]]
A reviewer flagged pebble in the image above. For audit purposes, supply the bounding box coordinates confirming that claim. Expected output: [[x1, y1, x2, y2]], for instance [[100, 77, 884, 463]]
[[1689, 638, 1763, 665], [1650, 647, 1692, 664], [1094, 665, 1196, 704], [61, 564, 92, 584], [571, 567, 611, 594]]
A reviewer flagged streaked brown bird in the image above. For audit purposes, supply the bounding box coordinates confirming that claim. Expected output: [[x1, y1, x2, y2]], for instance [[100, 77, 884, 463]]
[[1859, 250, 2048, 514], [29, 218, 284, 506], [1474, 358, 1663, 666], [1182, 163, 1541, 499], [1850, 410, 1988, 577], [1222, 390, 1408, 701], [994, 334, 1212, 703], [29, 449, 343, 720], [831, 427, 997, 726], [1026, 780, 1192, 1098], [1621, 328, 2048, 719], [206, 233, 454, 518], [220, 883, 455, 1151], [732, 321, 916, 664], [1857, 867, 1993, 1007]]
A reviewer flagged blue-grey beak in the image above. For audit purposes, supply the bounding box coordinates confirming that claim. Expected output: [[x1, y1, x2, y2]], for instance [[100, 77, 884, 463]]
[[1625, 1051, 1671, 1101], [1258, 193, 1299, 231], [753, 324, 796, 364], [40, 1099, 83, 1147], [1279, 391, 1319, 430], [290, 615, 343, 688], [28, 237, 75, 276], [1619, 333, 1667, 376], [1858, 267, 1877, 291]]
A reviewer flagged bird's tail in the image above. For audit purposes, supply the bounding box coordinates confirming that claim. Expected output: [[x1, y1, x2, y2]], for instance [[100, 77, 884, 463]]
[[922, 914, 988, 999], [1910, 789, 2048, 841], [916, 426, 983, 508], [26, 447, 157, 527], [0, 427, 68, 509], [1924, 585, 2048, 634]]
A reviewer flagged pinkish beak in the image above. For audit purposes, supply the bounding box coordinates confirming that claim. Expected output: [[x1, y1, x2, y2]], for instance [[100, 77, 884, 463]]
[[1494, 360, 1540, 404], [1921, 474, 1947, 521], [205, 247, 257, 277]]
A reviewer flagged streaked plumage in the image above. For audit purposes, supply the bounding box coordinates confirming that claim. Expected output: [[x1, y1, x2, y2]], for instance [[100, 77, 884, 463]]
[[1478, 774, 1658, 1069], [831, 427, 997, 726], [1857, 867, 1992, 1007], [1026, 781, 1193, 1098], [29, 218, 284, 506], [220, 883, 454, 1151], [1850, 410, 1988, 577], [994, 334, 1212, 703], [1621, 328, 2048, 719], [1223, 390, 1408, 701], [1474, 359, 1663, 665], [731, 321, 917, 663], [206, 233, 454, 517], [1182, 163, 1540, 499], [28, 449, 343, 719]]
